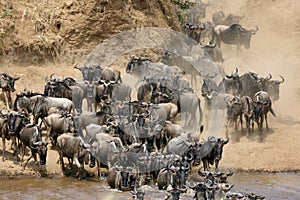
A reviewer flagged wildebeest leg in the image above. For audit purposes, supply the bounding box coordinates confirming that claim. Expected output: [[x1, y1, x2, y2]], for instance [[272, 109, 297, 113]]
[[265, 113, 269, 131], [22, 150, 33, 170], [215, 160, 219, 171], [59, 151, 65, 175], [96, 160, 102, 180], [239, 115, 243, 133], [3, 92, 10, 110], [2, 135, 5, 162]]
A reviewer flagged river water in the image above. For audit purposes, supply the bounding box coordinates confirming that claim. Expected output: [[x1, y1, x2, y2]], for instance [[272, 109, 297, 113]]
[[0, 172, 299, 200]]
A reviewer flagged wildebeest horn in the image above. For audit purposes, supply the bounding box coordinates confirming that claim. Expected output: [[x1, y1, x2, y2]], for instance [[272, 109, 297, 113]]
[[279, 75, 285, 84], [223, 183, 234, 191], [224, 136, 229, 144], [33, 141, 42, 146], [187, 153, 193, 161], [205, 180, 215, 190], [186, 182, 196, 190], [1, 73, 9, 80], [178, 185, 187, 192], [182, 162, 191, 171], [225, 74, 233, 80], [251, 26, 259, 34], [226, 169, 233, 176], [49, 73, 55, 79], [266, 73, 272, 80], [208, 72, 217, 78]]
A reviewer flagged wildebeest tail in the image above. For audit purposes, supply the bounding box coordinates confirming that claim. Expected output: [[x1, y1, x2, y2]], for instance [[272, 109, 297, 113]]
[[270, 107, 276, 117], [198, 97, 203, 125]]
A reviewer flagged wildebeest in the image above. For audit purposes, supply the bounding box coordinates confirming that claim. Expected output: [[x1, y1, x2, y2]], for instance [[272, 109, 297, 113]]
[[1, 110, 31, 161], [213, 24, 258, 55], [253, 91, 276, 142], [241, 96, 255, 135], [74, 64, 122, 83], [44, 112, 76, 146], [201, 136, 229, 170], [57, 133, 91, 179], [224, 94, 243, 137], [106, 164, 135, 190], [19, 124, 49, 170], [0, 73, 20, 110]]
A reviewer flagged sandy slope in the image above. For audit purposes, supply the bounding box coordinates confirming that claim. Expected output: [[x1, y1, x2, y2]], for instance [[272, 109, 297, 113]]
[[0, 0, 300, 177]]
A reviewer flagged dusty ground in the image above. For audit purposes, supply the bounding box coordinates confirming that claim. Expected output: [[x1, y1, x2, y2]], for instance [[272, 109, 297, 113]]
[[0, 0, 300, 177]]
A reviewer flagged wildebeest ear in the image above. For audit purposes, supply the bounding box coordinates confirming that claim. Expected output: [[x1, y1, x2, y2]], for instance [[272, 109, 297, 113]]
[[14, 77, 20, 81]]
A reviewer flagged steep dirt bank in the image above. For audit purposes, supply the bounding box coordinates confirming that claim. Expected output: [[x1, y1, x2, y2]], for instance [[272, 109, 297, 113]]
[[0, 0, 181, 66]]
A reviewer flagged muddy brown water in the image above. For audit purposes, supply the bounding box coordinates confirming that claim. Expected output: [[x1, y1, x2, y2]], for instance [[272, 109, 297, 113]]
[[0, 172, 299, 200]]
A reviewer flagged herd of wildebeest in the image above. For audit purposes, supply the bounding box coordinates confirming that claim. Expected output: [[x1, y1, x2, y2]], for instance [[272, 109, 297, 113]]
[[0, 5, 285, 200]]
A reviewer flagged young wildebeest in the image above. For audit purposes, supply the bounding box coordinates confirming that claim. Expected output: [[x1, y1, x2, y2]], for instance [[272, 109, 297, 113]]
[[0, 73, 20, 110], [0, 110, 31, 162], [241, 96, 255, 135], [253, 91, 276, 142], [224, 94, 243, 140], [19, 124, 49, 170], [57, 133, 91, 179]]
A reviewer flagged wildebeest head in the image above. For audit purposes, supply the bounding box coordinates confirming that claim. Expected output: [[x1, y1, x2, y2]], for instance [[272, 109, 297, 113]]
[[237, 24, 258, 49], [0, 73, 20, 92], [32, 141, 49, 165], [99, 79, 116, 98], [166, 186, 186, 200], [187, 181, 207, 199], [131, 186, 145, 200], [215, 137, 229, 161], [266, 75, 284, 101], [200, 72, 218, 97], [74, 65, 94, 81], [117, 165, 134, 189], [6, 112, 18, 135], [225, 95, 242, 118], [126, 56, 151, 75]]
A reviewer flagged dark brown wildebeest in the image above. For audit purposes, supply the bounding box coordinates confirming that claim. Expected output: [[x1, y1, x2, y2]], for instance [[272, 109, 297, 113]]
[[57, 133, 91, 179], [224, 94, 243, 140], [213, 24, 258, 56], [253, 91, 276, 142], [1, 110, 31, 162], [0, 73, 20, 110], [19, 124, 49, 170], [241, 96, 255, 135]]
